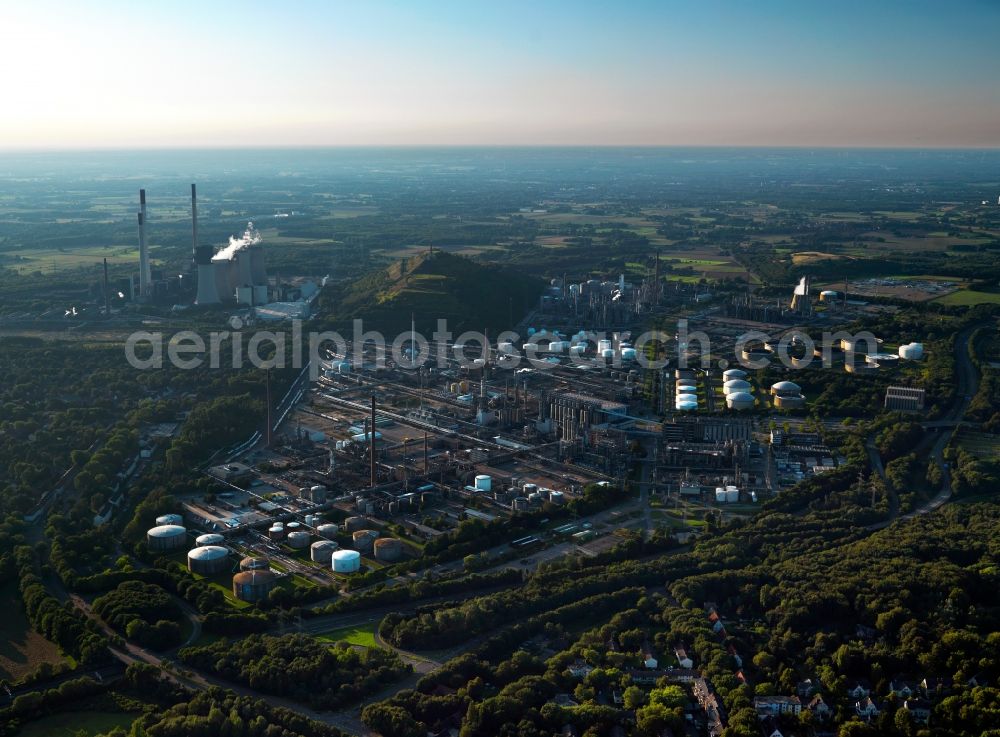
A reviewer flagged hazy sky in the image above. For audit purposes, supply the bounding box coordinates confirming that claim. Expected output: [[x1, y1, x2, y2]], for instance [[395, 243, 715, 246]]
[[2, 0, 998, 149]]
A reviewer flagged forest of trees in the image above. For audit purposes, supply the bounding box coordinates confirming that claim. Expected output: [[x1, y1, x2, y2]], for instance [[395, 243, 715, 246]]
[[178, 633, 411, 710]]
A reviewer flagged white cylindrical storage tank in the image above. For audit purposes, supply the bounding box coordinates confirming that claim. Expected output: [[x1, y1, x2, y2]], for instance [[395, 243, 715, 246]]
[[311, 540, 338, 564], [474, 475, 492, 492], [898, 342, 924, 360], [155, 514, 183, 526], [601, 348, 615, 360], [268, 524, 285, 541], [316, 523, 339, 539], [676, 393, 698, 403], [726, 391, 755, 410], [726, 489, 739, 503], [724, 379, 751, 394], [676, 384, 697, 393], [715, 488, 727, 503], [770, 380, 801, 396], [332, 549, 361, 573], [549, 490, 565, 505], [621, 348, 637, 361], [287, 531, 311, 549], [187, 545, 229, 575], [147, 525, 187, 552], [722, 368, 747, 380], [597, 339, 613, 353], [819, 290, 839, 302], [196, 533, 224, 547], [522, 483, 538, 495], [675, 400, 698, 411]]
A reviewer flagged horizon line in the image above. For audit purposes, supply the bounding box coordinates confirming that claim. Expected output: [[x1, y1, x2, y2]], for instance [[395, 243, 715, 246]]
[[2, 143, 1000, 154]]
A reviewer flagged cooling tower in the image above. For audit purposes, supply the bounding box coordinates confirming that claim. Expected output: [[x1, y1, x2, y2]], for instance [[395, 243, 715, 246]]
[[192, 184, 221, 305]]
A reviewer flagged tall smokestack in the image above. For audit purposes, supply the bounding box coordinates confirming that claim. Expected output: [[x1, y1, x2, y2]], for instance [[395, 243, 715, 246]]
[[137, 211, 150, 299], [191, 183, 198, 259], [370, 395, 377, 488], [103, 258, 110, 317]]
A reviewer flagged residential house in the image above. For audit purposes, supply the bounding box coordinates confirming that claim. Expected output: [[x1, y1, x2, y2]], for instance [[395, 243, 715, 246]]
[[919, 676, 950, 700], [642, 641, 659, 669], [903, 698, 932, 725], [760, 716, 785, 737], [675, 644, 694, 669], [754, 695, 802, 718], [889, 678, 916, 699], [847, 680, 872, 699], [855, 697, 879, 720], [796, 678, 819, 698], [727, 644, 743, 668], [567, 660, 594, 680], [807, 694, 831, 719]]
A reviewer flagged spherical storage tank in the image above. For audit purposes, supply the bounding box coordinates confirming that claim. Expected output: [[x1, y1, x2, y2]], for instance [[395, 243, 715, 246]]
[[317, 523, 340, 539], [287, 531, 311, 549], [352, 529, 378, 554], [196, 533, 224, 547], [147, 524, 187, 552], [187, 546, 229, 575], [332, 549, 361, 574], [726, 391, 755, 410], [373, 537, 403, 562], [232, 569, 277, 602], [155, 514, 183, 526], [240, 556, 269, 571], [723, 379, 751, 395], [310, 540, 338, 564]]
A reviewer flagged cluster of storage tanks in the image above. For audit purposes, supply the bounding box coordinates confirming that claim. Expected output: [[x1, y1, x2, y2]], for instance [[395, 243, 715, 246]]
[[714, 485, 741, 503], [722, 369, 755, 410], [515, 329, 637, 363], [508, 481, 566, 511]]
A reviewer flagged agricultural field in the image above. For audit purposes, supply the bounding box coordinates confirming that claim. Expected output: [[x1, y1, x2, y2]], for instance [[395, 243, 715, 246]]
[[933, 288, 1000, 306]]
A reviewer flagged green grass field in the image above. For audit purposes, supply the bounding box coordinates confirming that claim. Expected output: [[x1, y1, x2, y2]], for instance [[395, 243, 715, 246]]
[[315, 622, 381, 649], [16, 710, 139, 737], [933, 289, 1000, 306], [0, 584, 68, 681]]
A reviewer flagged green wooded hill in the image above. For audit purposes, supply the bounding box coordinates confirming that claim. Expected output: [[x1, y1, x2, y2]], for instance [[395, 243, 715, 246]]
[[316, 250, 545, 335]]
